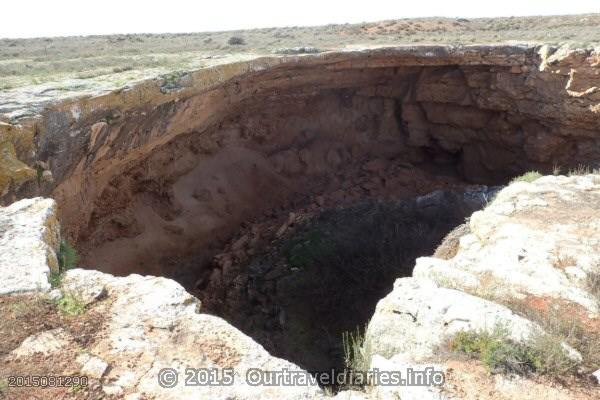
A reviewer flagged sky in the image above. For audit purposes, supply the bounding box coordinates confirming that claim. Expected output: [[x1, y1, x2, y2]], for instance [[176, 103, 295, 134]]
[[2, 0, 600, 38]]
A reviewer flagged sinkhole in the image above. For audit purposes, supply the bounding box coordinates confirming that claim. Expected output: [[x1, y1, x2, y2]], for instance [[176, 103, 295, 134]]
[[22, 48, 599, 377]]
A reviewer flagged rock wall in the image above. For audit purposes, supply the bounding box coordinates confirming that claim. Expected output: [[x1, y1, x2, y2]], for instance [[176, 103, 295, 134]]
[[1, 44, 599, 280]]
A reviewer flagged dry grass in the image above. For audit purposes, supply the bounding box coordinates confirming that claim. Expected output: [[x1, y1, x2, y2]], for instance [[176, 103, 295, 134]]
[[586, 272, 600, 306], [552, 248, 577, 270], [567, 165, 600, 176], [434, 223, 470, 260]]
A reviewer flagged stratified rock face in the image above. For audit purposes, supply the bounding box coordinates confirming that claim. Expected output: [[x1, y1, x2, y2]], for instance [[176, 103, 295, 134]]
[[0, 121, 38, 200], [1, 44, 593, 279], [0, 197, 59, 294]]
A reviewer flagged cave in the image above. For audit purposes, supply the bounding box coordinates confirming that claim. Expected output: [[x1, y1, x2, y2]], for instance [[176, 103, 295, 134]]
[[21, 46, 600, 376]]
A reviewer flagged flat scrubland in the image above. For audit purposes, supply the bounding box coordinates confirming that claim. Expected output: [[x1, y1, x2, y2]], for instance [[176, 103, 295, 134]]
[[0, 14, 599, 101]]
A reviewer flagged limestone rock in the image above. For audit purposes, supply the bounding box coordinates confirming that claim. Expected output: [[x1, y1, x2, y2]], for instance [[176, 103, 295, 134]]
[[593, 369, 600, 385], [102, 383, 124, 396], [10, 328, 74, 358], [416, 175, 600, 314], [58, 268, 324, 399], [0, 197, 59, 294], [367, 355, 446, 400], [77, 353, 109, 379], [366, 278, 539, 362], [62, 268, 108, 305]]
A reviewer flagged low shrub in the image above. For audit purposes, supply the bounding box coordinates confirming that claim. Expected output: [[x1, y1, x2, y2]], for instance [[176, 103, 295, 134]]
[[227, 36, 246, 45], [511, 171, 543, 184], [55, 292, 86, 316], [274, 46, 321, 55], [450, 324, 578, 377], [50, 240, 79, 288]]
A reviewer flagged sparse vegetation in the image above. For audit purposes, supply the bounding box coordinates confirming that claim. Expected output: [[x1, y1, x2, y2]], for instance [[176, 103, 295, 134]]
[[445, 279, 600, 378], [58, 239, 78, 270], [274, 46, 321, 55], [498, 299, 600, 376], [552, 248, 577, 269], [50, 240, 78, 288], [450, 323, 578, 377], [7, 300, 33, 319], [342, 325, 372, 372], [511, 171, 543, 184], [553, 164, 562, 175], [567, 164, 600, 176], [54, 292, 86, 316], [586, 271, 600, 305], [1, 14, 599, 94], [49, 270, 63, 288], [71, 383, 85, 393]]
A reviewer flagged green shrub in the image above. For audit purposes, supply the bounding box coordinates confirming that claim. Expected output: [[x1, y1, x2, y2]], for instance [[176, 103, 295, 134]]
[[71, 383, 85, 393], [55, 292, 86, 316], [58, 240, 78, 270], [511, 171, 543, 184], [450, 324, 578, 377], [50, 240, 79, 288], [227, 36, 246, 45], [528, 334, 580, 376]]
